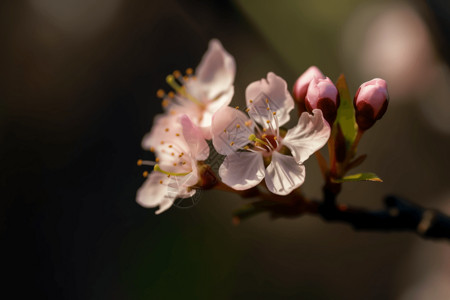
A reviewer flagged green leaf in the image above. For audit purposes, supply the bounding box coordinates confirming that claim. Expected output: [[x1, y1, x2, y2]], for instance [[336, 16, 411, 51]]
[[332, 172, 383, 183], [335, 74, 357, 149]]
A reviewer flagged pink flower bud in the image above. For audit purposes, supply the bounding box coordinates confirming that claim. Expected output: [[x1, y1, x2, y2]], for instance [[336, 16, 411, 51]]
[[353, 78, 389, 130], [293, 66, 325, 112], [305, 77, 339, 125]]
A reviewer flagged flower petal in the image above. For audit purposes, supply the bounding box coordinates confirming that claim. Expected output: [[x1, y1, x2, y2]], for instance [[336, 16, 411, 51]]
[[283, 109, 331, 164], [136, 172, 175, 213], [264, 152, 306, 195], [211, 106, 255, 155], [195, 39, 236, 100], [199, 86, 234, 139], [180, 115, 210, 161], [245, 72, 294, 127], [219, 152, 265, 190], [141, 114, 187, 153]]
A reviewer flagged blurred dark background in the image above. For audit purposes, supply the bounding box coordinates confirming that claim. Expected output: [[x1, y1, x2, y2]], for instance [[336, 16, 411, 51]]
[[1, 0, 449, 299]]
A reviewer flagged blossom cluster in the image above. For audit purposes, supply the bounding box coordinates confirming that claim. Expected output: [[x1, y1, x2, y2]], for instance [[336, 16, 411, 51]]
[[137, 40, 389, 214]]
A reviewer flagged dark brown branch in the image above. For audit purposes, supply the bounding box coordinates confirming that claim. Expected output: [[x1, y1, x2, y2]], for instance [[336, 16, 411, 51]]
[[317, 195, 450, 239]]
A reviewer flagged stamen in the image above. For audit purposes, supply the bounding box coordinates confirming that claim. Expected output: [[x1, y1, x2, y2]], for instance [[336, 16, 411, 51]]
[[168, 91, 175, 98], [165, 128, 169, 132], [143, 171, 149, 178], [154, 164, 191, 176], [236, 124, 241, 129], [166, 74, 202, 105], [186, 68, 193, 75], [137, 159, 156, 166], [248, 134, 268, 146], [176, 133, 180, 137], [159, 180, 163, 184]]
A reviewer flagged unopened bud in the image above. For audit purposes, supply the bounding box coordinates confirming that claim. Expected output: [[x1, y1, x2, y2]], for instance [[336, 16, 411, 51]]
[[293, 66, 325, 113], [305, 77, 339, 125], [353, 78, 389, 130]]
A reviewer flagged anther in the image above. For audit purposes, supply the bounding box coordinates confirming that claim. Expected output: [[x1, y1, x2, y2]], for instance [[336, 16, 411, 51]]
[[272, 112, 276, 115], [173, 70, 182, 78], [156, 89, 165, 98], [150, 147, 155, 152], [265, 98, 269, 103], [245, 121, 252, 127], [160, 141, 165, 145], [235, 106, 239, 109], [168, 145, 173, 148], [137, 159, 143, 166], [162, 99, 170, 108], [155, 157, 160, 162], [171, 152, 175, 156], [266, 120, 271, 124], [168, 91, 175, 98], [245, 108, 250, 112], [186, 68, 193, 75], [236, 124, 241, 128], [266, 107, 270, 111], [165, 128, 169, 132], [176, 133, 180, 136], [143, 171, 149, 178], [230, 142, 235, 146], [249, 99, 253, 103], [159, 180, 163, 184]]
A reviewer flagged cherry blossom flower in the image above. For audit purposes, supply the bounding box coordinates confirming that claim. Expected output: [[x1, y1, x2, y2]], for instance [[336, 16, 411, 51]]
[[211, 72, 331, 195], [157, 39, 236, 139], [137, 114, 209, 214]]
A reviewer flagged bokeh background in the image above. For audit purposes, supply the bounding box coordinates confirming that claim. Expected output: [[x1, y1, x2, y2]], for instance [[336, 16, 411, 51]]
[[1, 0, 449, 299]]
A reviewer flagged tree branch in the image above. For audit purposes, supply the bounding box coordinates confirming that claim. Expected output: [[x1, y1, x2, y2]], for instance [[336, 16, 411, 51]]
[[317, 195, 450, 239]]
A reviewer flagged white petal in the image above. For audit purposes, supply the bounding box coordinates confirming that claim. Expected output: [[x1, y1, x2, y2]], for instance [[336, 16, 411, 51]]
[[283, 109, 331, 164], [219, 152, 265, 190], [195, 39, 236, 100], [245, 72, 294, 127], [136, 172, 175, 213], [199, 86, 235, 139], [211, 106, 255, 155], [180, 115, 210, 161], [265, 152, 305, 195]]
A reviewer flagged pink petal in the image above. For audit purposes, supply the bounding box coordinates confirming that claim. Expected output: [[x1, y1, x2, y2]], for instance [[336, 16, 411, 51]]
[[212, 106, 255, 155], [195, 39, 236, 100], [141, 114, 188, 154], [265, 152, 306, 195], [245, 72, 294, 127], [219, 152, 265, 190], [180, 115, 210, 161], [282, 109, 330, 164], [136, 172, 175, 213], [199, 86, 235, 138]]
